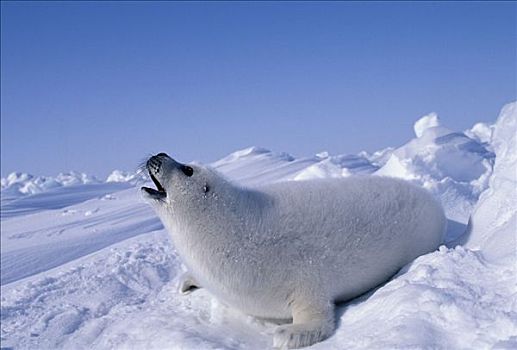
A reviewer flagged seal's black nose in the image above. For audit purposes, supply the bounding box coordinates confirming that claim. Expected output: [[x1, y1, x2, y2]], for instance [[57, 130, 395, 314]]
[[147, 155, 162, 173], [156, 152, 169, 158]]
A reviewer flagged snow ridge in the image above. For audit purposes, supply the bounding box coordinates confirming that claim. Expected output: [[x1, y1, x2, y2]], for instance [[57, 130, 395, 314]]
[[1, 172, 99, 198], [375, 113, 495, 224]]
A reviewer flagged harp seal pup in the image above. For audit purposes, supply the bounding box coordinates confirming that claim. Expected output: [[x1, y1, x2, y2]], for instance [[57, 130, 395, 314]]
[[141, 153, 446, 349]]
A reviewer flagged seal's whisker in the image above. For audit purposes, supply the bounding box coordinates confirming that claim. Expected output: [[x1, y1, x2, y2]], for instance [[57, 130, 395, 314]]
[[135, 155, 151, 173], [133, 154, 153, 185]]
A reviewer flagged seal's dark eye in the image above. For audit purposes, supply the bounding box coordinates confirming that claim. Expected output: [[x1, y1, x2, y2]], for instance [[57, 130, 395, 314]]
[[181, 165, 194, 177], [203, 185, 210, 193]]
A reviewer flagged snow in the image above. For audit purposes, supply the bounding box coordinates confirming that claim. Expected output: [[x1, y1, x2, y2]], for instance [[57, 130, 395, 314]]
[[106, 170, 147, 184], [413, 112, 440, 138], [465, 122, 494, 145], [293, 154, 377, 180], [1, 101, 516, 349], [464, 102, 517, 262], [375, 114, 495, 226], [210, 146, 314, 186], [1, 172, 100, 201]]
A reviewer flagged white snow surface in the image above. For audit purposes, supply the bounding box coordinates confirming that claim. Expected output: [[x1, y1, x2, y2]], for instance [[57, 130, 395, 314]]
[[413, 112, 440, 138], [465, 122, 494, 145], [464, 102, 517, 262], [105, 170, 148, 185], [375, 114, 495, 227], [1, 102, 516, 349], [1, 172, 100, 200]]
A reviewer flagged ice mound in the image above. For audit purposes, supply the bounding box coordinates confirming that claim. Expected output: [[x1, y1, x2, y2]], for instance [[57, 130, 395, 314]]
[[293, 153, 377, 180], [211, 147, 316, 186], [106, 170, 147, 184], [465, 102, 517, 261], [216, 146, 285, 162], [413, 112, 440, 137], [54, 172, 98, 186], [465, 122, 493, 145], [358, 147, 394, 168], [213, 146, 380, 184], [1, 173, 57, 196], [376, 114, 495, 223], [1, 172, 33, 188], [1, 171, 99, 198]]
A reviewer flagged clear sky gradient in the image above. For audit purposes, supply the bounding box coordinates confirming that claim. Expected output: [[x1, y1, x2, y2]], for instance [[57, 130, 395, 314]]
[[1, 1, 516, 178]]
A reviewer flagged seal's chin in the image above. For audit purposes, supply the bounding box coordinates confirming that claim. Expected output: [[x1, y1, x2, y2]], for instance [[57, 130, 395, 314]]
[[141, 173, 166, 199]]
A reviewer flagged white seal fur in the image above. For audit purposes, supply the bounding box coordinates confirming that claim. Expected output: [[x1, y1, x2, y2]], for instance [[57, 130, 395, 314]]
[[142, 153, 447, 349]]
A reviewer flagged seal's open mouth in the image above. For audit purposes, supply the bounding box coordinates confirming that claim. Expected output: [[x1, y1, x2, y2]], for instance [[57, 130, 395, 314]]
[[142, 173, 166, 198]]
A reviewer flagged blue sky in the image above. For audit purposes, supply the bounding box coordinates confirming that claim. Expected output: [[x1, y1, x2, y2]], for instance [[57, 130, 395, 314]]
[[1, 1, 515, 178]]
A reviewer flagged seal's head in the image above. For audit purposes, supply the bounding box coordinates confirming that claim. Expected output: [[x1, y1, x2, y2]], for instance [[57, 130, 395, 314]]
[[141, 153, 233, 222]]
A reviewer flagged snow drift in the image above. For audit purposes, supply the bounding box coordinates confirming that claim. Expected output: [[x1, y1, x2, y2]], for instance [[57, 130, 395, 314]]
[[464, 102, 517, 262], [1, 172, 99, 200], [375, 112, 494, 226]]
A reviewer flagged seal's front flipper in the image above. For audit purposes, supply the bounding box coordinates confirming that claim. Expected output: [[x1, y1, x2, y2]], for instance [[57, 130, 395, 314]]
[[179, 273, 201, 295], [273, 300, 335, 349]]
